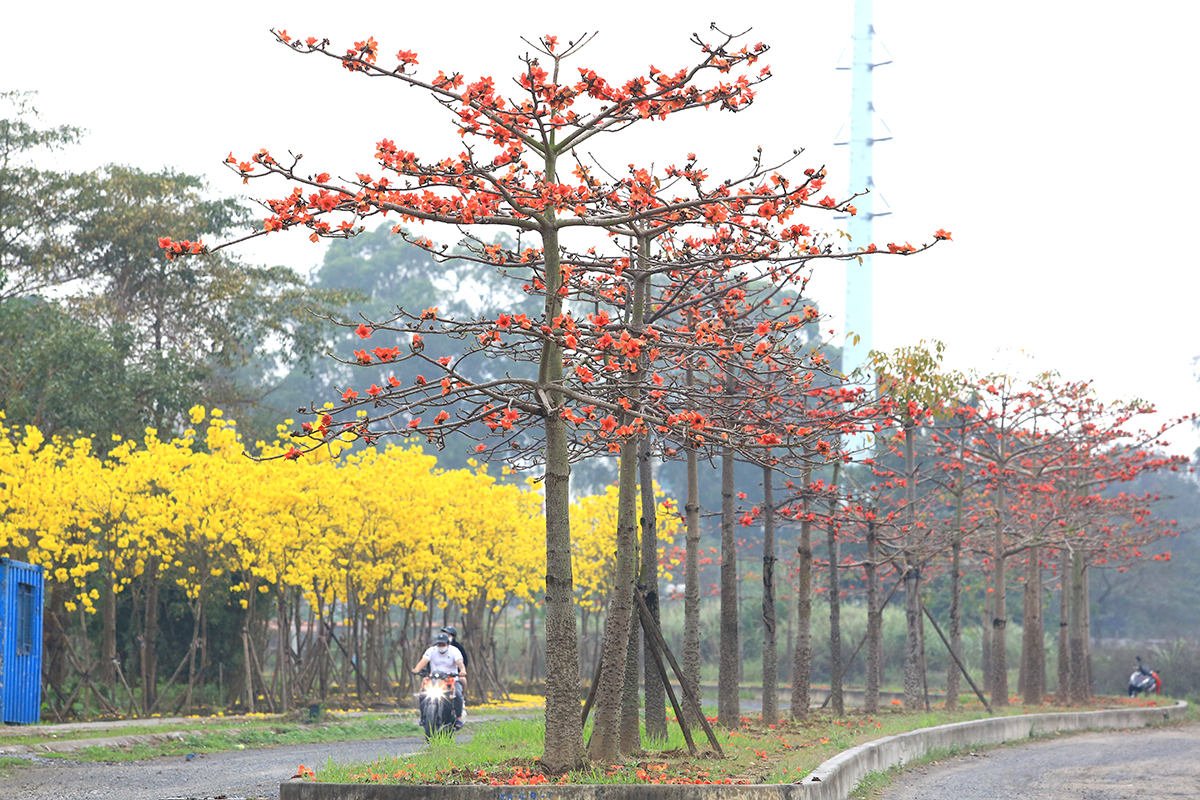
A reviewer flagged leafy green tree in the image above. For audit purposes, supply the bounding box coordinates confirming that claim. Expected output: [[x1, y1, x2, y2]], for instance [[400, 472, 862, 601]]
[[0, 91, 88, 300], [63, 165, 353, 438], [0, 297, 165, 449]]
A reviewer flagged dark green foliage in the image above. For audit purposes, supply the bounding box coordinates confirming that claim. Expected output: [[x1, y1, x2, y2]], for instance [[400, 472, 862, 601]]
[[0, 91, 87, 300]]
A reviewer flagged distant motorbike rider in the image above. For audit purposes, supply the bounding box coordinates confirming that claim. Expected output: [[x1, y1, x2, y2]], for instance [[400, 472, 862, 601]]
[[1127, 656, 1162, 697], [411, 633, 466, 728]]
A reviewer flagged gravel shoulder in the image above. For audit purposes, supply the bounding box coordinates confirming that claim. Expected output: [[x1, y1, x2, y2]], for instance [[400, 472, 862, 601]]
[[874, 721, 1200, 800]]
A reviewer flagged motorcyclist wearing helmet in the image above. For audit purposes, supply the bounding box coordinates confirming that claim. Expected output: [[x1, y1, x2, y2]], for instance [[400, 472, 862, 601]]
[[441, 625, 469, 670], [411, 633, 466, 727]]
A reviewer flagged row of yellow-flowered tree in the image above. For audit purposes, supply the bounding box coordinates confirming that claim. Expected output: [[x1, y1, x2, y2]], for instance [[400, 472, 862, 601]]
[[0, 407, 679, 719]]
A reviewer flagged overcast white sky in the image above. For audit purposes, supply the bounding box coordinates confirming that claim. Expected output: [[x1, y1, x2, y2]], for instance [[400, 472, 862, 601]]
[[7, 1, 1199, 455]]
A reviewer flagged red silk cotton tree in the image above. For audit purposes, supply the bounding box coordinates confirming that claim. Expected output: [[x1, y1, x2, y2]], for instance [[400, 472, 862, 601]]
[[161, 28, 947, 768], [955, 373, 1192, 707]]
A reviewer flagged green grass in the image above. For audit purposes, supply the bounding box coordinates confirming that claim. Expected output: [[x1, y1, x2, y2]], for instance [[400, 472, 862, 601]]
[[0, 756, 29, 778], [34, 715, 421, 763], [311, 694, 1182, 787]]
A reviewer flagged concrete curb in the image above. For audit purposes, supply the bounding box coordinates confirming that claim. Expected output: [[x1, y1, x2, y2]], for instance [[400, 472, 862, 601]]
[[800, 700, 1191, 800], [280, 701, 1189, 800]]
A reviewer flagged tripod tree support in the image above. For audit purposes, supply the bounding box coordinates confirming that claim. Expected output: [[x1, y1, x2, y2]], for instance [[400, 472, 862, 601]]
[[919, 596, 992, 714], [635, 587, 725, 758]]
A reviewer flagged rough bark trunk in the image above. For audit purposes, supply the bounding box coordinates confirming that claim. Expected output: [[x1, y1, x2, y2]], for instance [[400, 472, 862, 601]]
[[591, 263, 648, 760], [682, 436, 702, 727], [619, 599, 641, 754], [537, 211, 585, 773], [1082, 560, 1093, 696], [184, 600, 203, 715], [826, 461, 843, 717], [44, 582, 67, 704], [278, 590, 290, 712], [864, 516, 881, 714], [639, 427, 666, 741], [1021, 545, 1045, 705], [101, 568, 117, 695], [790, 465, 813, 720], [946, 528, 962, 710], [142, 562, 160, 714], [542, 410, 584, 771], [761, 465, 779, 726], [717, 444, 740, 728], [528, 601, 537, 682], [590, 440, 641, 760], [1068, 547, 1089, 704], [981, 587, 993, 698], [991, 481, 1009, 707], [902, 422, 923, 709], [1056, 546, 1070, 704]]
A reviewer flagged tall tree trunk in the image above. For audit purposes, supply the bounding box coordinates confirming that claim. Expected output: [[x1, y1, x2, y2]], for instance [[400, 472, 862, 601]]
[[1056, 547, 1070, 704], [542, 409, 584, 771], [528, 601, 538, 682], [682, 432, 702, 726], [639, 429, 666, 741], [1021, 546, 1045, 705], [946, 536, 962, 710], [278, 589, 290, 712], [618, 438, 645, 754], [790, 464, 813, 720], [826, 461, 843, 717], [981, 587, 993, 698], [44, 582, 67, 705], [864, 516, 881, 714], [619, 600, 641, 755], [1082, 559, 1093, 696], [537, 176, 585, 773], [142, 561, 160, 715], [902, 422, 923, 709], [717, 444, 740, 728], [1068, 547, 1089, 704], [101, 564, 117, 699], [761, 464, 779, 726], [590, 441, 641, 760], [991, 481, 1009, 707], [184, 600, 203, 715], [591, 264, 648, 760]]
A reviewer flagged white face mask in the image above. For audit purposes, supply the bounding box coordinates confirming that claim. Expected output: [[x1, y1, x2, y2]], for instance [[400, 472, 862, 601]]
[[437, 645, 448, 654]]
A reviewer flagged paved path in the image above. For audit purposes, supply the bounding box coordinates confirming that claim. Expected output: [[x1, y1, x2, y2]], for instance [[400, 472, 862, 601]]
[[0, 733, 428, 800], [875, 722, 1200, 800]]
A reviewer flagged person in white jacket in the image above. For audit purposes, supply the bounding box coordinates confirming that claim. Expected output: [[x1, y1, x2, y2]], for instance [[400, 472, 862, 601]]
[[411, 632, 466, 728]]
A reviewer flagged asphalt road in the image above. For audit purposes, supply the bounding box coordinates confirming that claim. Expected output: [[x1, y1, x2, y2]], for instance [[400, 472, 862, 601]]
[[874, 722, 1200, 800], [6, 718, 1197, 800], [0, 734, 427, 800]]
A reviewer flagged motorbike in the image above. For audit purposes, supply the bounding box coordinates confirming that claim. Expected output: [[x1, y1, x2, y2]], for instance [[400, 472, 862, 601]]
[[416, 669, 459, 739], [1127, 656, 1162, 697]]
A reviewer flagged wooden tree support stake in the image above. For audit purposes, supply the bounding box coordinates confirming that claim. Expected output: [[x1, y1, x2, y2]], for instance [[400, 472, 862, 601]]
[[641, 615, 698, 755], [635, 587, 725, 758], [580, 649, 603, 728], [820, 575, 903, 710], [919, 596, 992, 714]]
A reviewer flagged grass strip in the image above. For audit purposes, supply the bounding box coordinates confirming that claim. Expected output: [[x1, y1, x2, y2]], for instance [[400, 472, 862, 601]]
[[310, 694, 1180, 787], [32, 716, 422, 762]]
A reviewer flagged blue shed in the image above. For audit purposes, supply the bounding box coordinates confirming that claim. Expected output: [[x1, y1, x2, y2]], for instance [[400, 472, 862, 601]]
[[0, 558, 43, 724]]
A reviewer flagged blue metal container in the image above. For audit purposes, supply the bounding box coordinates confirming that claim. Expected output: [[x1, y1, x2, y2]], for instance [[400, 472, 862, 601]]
[[0, 558, 43, 724]]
